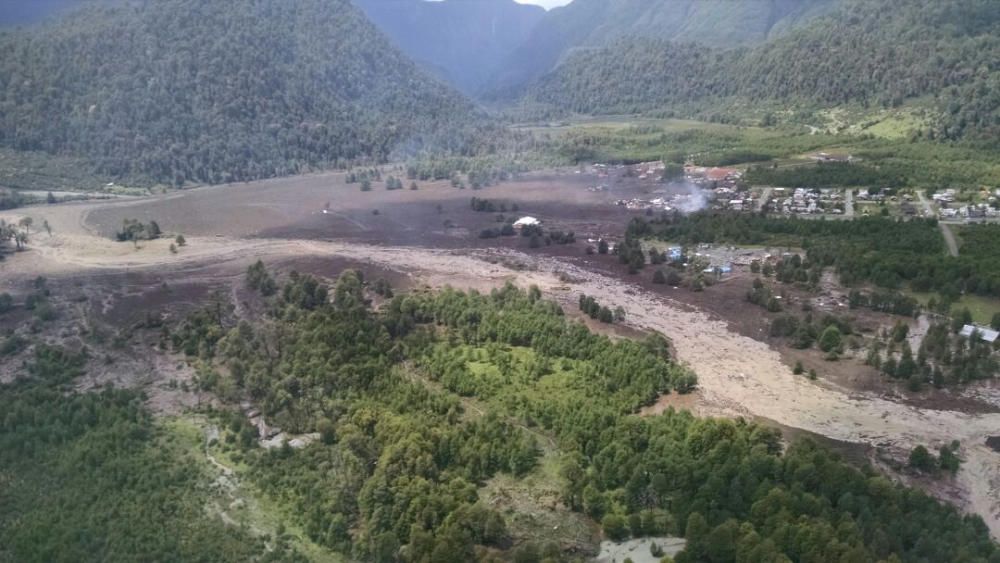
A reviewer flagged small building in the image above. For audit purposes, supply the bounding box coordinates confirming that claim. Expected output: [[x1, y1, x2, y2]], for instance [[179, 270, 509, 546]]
[[960, 324, 1000, 343], [706, 167, 738, 182]]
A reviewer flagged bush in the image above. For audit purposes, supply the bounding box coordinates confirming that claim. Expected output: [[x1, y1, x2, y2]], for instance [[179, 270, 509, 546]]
[[819, 325, 842, 353], [909, 445, 937, 472], [0, 292, 13, 314], [602, 514, 628, 542]]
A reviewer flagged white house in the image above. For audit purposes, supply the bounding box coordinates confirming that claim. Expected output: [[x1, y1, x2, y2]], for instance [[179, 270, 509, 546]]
[[960, 324, 1000, 343]]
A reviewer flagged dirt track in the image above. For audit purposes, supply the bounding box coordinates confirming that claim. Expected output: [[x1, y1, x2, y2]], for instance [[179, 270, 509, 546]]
[[4, 187, 1000, 537]]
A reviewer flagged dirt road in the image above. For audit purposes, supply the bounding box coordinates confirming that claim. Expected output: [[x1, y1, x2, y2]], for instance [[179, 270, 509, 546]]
[[918, 190, 959, 257], [756, 187, 773, 212], [4, 198, 1000, 536]]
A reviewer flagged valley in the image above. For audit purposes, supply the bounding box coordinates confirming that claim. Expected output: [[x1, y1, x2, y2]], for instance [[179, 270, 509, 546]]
[[2, 0, 1000, 561], [6, 153, 1000, 554]]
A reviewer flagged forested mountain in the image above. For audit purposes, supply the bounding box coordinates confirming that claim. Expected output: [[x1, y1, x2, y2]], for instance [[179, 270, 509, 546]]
[[354, 0, 545, 94], [488, 0, 835, 95], [526, 0, 1000, 139], [0, 0, 483, 186]]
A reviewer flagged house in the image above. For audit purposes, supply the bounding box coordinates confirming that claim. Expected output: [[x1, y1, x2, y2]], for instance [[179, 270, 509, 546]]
[[932, 189, 956, 203], [811, 152, 854, 163], [960, 324, 1000, 343], [706, 167, 735, 182]]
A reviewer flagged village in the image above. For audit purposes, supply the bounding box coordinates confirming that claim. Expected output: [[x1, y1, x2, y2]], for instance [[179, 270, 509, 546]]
[[585, 159, 1000, 225], [932, 188, 1000, 221]]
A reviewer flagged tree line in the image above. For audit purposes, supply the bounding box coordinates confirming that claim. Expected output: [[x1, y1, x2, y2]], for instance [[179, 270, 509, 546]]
[[632, 212, 1000, 299], [527, 0, 1000, 141]]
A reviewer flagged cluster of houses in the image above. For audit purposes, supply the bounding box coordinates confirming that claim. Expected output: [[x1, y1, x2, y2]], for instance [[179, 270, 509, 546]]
[[673, 244, 782, 276], [684, 165, 742, 189], [856, 188, 890, 202], [931, 189, 958, 204], [934, 189, 1000, 221], [634, 161, 666, 180], [653, 245, 735, 276], [714, 193, 752, 211], [939, 203, 1000, 220], [771, 188, 844, 215], [616, 196, 679, 211]]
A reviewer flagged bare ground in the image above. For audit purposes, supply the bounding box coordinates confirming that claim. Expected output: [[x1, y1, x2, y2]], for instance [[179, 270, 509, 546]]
[[5, 176, 1000, 537]]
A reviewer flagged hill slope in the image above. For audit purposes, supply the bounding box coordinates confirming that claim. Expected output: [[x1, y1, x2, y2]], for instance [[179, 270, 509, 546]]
[[0, 0, 480, 186], [488, 0, 835, 95], [526, 0, 1000, 139], [354, 0, 544, 94]]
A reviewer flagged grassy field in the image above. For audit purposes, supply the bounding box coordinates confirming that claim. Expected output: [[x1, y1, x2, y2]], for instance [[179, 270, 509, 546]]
[[479, 451, 599, 552], [0, 147, 154, 193], [906, 291, 1000, 325], [526, 114, 1000, 191]]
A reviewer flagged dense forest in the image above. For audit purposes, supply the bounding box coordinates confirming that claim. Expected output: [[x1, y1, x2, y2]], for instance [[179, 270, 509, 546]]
[[0, 0, 487, 187], [631, 213, 1000, 299], [527, 0, 1000, 140], [162, 265, 996, 561], [487, 0, 833, 96], [744, 161, 909, 188], [0, 351, 296, 562]]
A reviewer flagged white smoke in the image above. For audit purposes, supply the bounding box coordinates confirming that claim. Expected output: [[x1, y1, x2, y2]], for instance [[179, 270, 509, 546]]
[[670, 181, 708, 214]]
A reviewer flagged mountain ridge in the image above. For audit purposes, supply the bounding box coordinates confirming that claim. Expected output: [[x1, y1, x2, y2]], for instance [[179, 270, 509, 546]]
[[523, 0, 1000, 139], [0, 0, 483, 186], [486, 0, 836, 97]]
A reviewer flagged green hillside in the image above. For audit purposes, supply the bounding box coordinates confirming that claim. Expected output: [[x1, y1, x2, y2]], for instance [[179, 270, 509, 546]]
[[488, 0, 834, 96], [0, 0, 481, 187], [525, 0, 1000, 140]]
